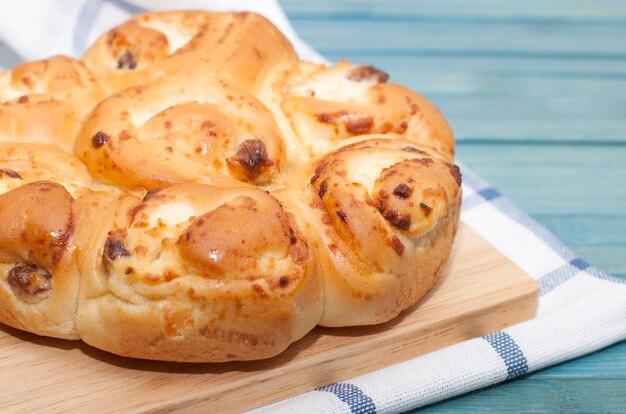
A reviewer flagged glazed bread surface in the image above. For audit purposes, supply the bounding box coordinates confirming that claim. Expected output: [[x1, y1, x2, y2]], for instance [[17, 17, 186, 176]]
[[0, 10, 462, 362]]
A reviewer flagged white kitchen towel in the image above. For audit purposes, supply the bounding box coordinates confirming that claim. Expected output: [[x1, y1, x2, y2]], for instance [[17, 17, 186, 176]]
[[0, 1, 625, 413]]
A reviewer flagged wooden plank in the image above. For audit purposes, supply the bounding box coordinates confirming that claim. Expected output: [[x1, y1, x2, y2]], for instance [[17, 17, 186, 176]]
[[0, 224, 538, 413]]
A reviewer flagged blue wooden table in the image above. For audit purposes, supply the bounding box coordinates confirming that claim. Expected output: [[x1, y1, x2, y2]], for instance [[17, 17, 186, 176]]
[[282, 0, 626, 411]]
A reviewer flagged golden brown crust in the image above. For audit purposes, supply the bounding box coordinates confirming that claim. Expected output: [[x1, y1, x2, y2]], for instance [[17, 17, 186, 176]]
[[0, 11, 461, 362], [73, 184, 322, 361], [258, 60, 455, 166], [82, 11, 298, 93], [0, 56, 106, 152], [74, 76, 286, 190], [0, 182, 80, 338], [276, 138, 461, 326], [0, 142, 94, 195]]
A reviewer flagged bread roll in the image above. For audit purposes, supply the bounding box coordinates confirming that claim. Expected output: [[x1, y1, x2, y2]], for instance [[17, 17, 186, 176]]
[[276, 138, 461, 326], [73, 184, 322, 361], [0, 142, 93, 194], [75, 75, 286, 190], [0, 56, 106, 152], [0, 144, 104, 339], [258, 60, 455, 165], [83, 11, 298, 93], [0, 181, 80, 339]]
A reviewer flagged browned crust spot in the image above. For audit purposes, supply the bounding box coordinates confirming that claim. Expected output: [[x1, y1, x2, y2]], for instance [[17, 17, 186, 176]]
[[316, 111, 374, 135], [420, 202, 432, 217], [318, 179, 328, 198], [310, 172, 320, 184], [384, 210, 411, 230], [336, 210, 348, 222], [288, 227, 297, 244], [226, 139, 274, 182], [345, 116, 374, 135], [143, 187, 163, 202], [346, 65, 389, 83], [130, 203, 148, 221], [50, 206, 75, 250], [402, 146, 428, 155], [91, 131, 109, 149], [0, 168, 22, 179], [316, 111, 347, 124], [117, 50, 137, 70], [391, 236, 404, 256], [412, 158, 434, 167], [446, 162, 463, 186], [119, 130, 132, 141], [392, 183, 413, 199]]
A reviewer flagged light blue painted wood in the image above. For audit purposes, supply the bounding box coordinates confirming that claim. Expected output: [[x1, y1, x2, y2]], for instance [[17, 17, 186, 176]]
[[323, 53, 626, 84], [457, 144, 626, 215], [438, 98, 626, 142], [284, 11, 626, 143], [282, 0, 626, 411], [283, 0, 626, 21], [285, 20, 626, 57], [458, 144, 626, 278], [530, 340, 626, 378], [418, 342, 626, 413]]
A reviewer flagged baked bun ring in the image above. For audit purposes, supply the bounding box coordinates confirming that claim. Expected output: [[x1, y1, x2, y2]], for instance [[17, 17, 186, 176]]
[[83, 11, 297, 93], [0, 10, 462, 362], [0, 56, 105, 152], [75, 75, 286, 190], [259, 60, 454, 164], [276, 137, 461, 326], [73, 184, 322, 362]]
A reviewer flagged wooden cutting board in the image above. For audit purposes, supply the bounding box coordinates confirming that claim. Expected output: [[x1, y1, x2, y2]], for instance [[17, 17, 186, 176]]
[[0, 223, 537, 413]]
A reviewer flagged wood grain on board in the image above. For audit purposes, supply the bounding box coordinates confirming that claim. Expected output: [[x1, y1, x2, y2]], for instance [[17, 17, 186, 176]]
[[0, 223, 537, 413]]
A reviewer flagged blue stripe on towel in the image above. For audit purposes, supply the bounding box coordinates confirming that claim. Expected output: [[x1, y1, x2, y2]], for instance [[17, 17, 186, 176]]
[[478, 187, 501, 201], [73, 0, 103, 55], [317, 383, 377, 414], [460, 166, 623, 289], [483, 331, 529, 379], [106, 0, 146, 14], [73, 0, 149, 57], [538, 259, 589, 296]]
